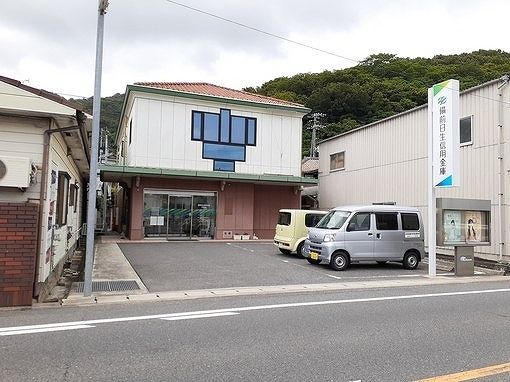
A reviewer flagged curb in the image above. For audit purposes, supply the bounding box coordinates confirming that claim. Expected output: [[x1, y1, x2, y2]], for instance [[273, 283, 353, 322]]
[[61, 275, 509, 307]]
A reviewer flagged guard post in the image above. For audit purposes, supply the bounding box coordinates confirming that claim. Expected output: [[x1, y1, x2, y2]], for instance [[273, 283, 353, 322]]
[[436, 198, 491, 276]]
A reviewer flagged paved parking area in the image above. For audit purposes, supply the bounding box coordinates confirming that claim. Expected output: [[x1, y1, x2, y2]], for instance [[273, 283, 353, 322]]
[[118, 241, 436, 293]]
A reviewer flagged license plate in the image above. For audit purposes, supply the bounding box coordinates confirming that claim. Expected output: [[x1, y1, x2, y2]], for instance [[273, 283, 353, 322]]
[[310, 252, 319, 260]]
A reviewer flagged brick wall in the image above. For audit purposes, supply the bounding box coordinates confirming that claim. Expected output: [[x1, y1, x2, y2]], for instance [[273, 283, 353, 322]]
[[0, 202, 38, 307]]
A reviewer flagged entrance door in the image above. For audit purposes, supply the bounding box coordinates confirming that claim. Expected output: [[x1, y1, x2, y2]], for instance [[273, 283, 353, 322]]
[[167, 195, 193, 239], [143, 193, 168, 237], [192, 195, 216, 239]]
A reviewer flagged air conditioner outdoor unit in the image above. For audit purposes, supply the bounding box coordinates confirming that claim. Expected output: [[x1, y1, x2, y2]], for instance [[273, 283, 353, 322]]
[[0, 156, 31, 188]]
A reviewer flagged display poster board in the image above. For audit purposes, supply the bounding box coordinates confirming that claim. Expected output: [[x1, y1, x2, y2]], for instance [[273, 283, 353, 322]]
[[443, 210, 462, 243], [440, 209, 489, 246]]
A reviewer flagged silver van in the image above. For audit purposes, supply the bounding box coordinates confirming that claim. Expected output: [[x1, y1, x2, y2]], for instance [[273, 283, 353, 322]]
[[304, 205, 424, 271]]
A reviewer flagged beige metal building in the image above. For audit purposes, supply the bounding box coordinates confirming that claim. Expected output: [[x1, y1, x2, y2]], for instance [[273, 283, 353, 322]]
[[318, 76, 510, 259]]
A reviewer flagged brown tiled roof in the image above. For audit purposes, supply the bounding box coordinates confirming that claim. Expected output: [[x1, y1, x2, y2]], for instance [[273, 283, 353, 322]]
[[0, 75, 85, 112], [134, 82, 307, 109], [301, 157, 319, 173]]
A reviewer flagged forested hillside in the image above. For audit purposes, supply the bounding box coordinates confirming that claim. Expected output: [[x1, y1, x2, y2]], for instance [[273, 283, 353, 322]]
[[71, 92, 124, 148], [75, 50, 510, 156], [245, 49, 510, 156]]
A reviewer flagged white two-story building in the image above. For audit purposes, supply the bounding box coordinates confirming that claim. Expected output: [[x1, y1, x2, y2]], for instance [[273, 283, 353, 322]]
[[102, 82, 315, 240]]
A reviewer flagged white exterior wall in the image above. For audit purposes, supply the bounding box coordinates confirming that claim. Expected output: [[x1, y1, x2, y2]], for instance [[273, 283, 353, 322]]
[[319, 81, 510, 257], [119, 92, 303, 177], [39, 132, 83, 283], [0, 115, 46, 202]]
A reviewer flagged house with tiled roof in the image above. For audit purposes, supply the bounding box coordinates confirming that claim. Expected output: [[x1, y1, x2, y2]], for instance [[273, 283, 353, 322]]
[[0, 75, 91, 306], [101, 82, 315, 240]]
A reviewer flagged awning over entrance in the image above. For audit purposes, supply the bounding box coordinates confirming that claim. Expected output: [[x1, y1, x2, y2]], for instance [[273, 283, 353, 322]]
[[100, 164, 318, 186]]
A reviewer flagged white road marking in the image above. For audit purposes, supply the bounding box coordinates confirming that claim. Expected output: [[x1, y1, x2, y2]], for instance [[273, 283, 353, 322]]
[[160, 312, 239, 321], [0, 325, 94, 336], [226, 243, 254, 252], [2, 288, 510, 335], [281, 260, 289, 263], [327, 274, 342, 279]]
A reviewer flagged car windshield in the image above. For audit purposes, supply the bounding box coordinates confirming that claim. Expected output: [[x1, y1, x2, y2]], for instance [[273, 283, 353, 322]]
[[315, 210, 351, 229]]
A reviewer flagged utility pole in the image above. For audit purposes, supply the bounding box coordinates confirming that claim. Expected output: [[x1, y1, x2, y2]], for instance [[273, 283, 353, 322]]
[[84, 0, 109, 297], [308, 112, 325, 158]]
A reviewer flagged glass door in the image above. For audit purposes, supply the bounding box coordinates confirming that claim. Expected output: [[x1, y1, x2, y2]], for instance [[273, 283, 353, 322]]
[[192, 195, 216, 239], [167, 195, 193, 239], [144, 190, 217, 240], [143, 193, 168, 237]]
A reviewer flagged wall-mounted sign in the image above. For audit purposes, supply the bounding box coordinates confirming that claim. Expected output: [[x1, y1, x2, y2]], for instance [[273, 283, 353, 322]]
[[431, 79, 460, 187]]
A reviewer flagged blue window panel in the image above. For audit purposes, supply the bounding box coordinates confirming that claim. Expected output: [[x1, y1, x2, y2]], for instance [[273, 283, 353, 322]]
[[203, 113, 220, 142], [231, 116, 246, 144], [247, 119, 256, 145], [213, 160, 234, 172], [192, 111, 202, 140], [220, 109, 230, 143], [203, 143, 245, 161]]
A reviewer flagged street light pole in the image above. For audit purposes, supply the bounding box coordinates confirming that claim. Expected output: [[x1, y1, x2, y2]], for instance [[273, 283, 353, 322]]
[[84, 0, 109, 297]]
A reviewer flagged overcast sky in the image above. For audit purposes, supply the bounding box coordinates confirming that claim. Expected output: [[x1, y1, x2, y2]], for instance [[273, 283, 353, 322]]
[[1, 0, 508, 98]]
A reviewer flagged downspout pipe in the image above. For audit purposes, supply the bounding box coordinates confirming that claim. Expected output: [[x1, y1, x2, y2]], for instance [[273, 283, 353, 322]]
[[497, 74, 509, 262]]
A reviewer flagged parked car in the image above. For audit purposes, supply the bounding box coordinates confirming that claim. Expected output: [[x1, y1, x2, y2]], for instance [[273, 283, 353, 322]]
[[304, 205, 424, 271], [274, 209, 328, 257]]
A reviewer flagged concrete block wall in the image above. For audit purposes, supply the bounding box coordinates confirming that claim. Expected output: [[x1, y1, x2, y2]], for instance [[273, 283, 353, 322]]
[[0, 202, 38, 307]]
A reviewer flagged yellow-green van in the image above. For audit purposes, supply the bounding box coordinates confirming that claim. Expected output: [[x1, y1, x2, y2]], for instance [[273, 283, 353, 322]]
[[274, 209, 328, 257]]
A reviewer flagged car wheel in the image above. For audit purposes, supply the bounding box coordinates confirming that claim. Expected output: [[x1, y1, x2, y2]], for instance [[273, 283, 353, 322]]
[[377, 261, 387, 265], [307, 257, 321, 265], [296, 242, 305, 258], [330, 252, 349, 271], [403, 251, 419, 270], [279, 248, 291, 255]]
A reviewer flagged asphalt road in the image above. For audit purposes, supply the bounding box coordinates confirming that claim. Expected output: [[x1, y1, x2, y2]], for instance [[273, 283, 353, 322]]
[[119, 242, 435, 292], [2, 281, 510, 381]]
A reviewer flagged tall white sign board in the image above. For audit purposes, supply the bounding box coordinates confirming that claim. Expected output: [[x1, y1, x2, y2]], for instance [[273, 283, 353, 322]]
[[432, 79, 460, 187], [428, 79, 460, 277]]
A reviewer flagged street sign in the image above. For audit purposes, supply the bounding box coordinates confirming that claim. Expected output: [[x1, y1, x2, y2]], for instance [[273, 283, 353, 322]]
[[431, 79, 460, 187]]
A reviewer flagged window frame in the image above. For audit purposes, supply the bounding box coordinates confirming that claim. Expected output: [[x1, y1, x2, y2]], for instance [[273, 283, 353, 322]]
[[304, 213, 325, 228], [346, 212, 371, 232], [330, 151, 345, 172], [56, 172, 71, 226], [460, 115, 473, 147], [401, 213, 420, 231], [129, 119, 133, 145], [375, 212, 399, 231], [278, 212, 292, 226]]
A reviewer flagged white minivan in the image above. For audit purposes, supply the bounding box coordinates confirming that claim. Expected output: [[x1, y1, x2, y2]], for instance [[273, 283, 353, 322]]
[[304, 205, 424, 271]]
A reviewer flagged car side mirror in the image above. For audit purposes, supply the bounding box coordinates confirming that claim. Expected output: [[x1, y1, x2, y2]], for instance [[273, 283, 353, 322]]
[[347, 222, 356, 232]]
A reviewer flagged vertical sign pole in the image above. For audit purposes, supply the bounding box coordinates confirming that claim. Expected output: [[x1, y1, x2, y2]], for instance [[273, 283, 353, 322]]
[[427, 87, 437, 277]]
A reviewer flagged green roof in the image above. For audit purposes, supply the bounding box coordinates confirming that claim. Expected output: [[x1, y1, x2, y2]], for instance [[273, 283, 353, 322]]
[[100, 164, 317, 186]]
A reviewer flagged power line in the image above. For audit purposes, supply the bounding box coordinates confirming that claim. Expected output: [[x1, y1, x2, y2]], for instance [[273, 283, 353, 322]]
[[161, 0, 360, 64], [160, 0, 510, 107]]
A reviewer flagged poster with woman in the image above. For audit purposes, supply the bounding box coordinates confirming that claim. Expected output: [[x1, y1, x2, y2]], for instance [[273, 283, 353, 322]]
[[465, 211, 482, 242], [443, 210, 462, 242]]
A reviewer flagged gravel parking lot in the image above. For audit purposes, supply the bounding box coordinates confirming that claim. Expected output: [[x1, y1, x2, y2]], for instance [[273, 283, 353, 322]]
[[119, 241, 431, 293]]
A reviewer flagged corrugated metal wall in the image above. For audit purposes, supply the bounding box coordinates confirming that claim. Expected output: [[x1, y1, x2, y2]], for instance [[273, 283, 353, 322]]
[[318, 80, 510, 256]]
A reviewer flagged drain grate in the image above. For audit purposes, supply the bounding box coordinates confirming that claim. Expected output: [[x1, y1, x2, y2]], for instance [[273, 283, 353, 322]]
[[72, 280, 140, 293]]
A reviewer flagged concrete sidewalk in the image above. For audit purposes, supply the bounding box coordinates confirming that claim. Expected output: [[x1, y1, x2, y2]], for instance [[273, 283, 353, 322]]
[[63, 275, 509, 306], [67, 242, 148, 298]]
